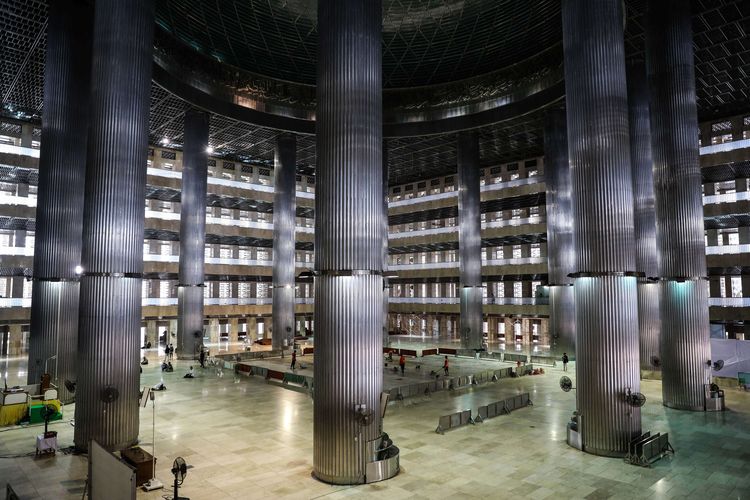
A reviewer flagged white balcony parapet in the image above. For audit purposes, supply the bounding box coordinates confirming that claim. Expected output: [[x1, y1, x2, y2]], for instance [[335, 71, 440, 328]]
[[146, 167, 314, 199], [480, 176, 541, 192], [0, 194, 36, 207], [702, 191, 750, 205], [389, 261, 459, 270], [0, 144, 40, 158], [389, 190, 457, 208], [483, 216, 544, 229], [483, 297, 549, 306], [0, 298, 31, 307], [388, 297, 459, 304], [699, 138, 750, 156], [706, 244, 750, 255], [483, 257, 546, 266], [141, 297, 312, 307], [708, 297, 750, 307], [388, 225, 457, 239], [0, 246, 34, 256]]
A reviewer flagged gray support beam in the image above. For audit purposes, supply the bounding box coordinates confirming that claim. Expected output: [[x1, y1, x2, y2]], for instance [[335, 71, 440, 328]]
[[457, 131, 483, 350], [544, 108, 575, 359], [562, 0, 641, 456], [27, 0, 92, 403], [646, 1, 711, 410], [177, 110, 209, 360], [74, 0, 154, 452], [272, 134, 296, 350], [314, 0, 390, 485], [626, 61, 661, 374]]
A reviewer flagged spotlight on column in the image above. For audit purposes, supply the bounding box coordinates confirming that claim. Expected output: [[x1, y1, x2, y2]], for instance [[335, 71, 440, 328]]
[[206, 146, 214, 154], [161, 137, 169, 145], [74, 265, 84, 276]]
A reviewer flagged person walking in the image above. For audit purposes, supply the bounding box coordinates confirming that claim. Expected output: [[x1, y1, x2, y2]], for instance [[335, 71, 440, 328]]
[[562, 352, 569, 372], [199, 348, 206, 368], [290, 349, 297, 370], [399, 354, 406, 376], [443, 356, 450, 376]]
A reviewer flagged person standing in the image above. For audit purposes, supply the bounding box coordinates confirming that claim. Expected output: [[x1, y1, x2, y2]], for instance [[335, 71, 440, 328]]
[[443, 356, 450, 376], [399, 354, 406, 376], [290, 349, 297, 370], [199, 348, 206, 368], [562, 352, 569, 372]]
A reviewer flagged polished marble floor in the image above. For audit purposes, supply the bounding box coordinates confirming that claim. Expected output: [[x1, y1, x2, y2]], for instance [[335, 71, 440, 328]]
[[1, 350, 749, 499]]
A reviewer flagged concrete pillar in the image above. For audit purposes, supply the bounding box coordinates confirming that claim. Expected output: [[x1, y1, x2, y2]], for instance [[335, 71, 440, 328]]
[[647, 0, 711, 410], [272, 135, 297, 350], [313, 0, 388, 485], [176, 110, 209, 360], [544, 108, 576, 358], [208, 318, 220, 344], [247, 317, 257, 341], [145, 320, 158, 347], [75, 0, 154, 452], [8, 325, 24, 356], [457, 131, 483, 350], [627, 61, 661, 373], [229, 318, 239, 343], [562, 0, 641, 455]]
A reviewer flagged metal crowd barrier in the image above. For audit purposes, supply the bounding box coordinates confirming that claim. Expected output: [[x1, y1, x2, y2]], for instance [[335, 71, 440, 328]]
[[625, 432, 674, 467], [474, 392, 533, 423], [530, 355, 557, 367], [503, 353, 528, 363], [435, 409, 473, 434]]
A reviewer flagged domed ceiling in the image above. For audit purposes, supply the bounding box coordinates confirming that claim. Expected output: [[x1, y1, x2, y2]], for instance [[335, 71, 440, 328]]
[[155, 0, 561, 88]]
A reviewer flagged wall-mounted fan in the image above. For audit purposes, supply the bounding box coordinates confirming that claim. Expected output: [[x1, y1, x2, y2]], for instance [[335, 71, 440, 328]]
[[650, 356, 661, 368], [712, 360, 724, 371], [625, 388, 646, 407], [100, 386, 119, 404], [64, 379, 76, 394], [559, 376, 574, 392]]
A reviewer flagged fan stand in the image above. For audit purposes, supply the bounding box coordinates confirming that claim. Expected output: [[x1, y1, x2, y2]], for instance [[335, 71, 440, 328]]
[[172, 474, 189, 500]]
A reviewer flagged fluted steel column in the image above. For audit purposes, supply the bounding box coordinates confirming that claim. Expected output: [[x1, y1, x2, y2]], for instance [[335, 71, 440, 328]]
[[27, 0, 91, 403], [646, 1, 711, 410], [272, 134, 296, 350], [627, 61, 661, 373], [74, 0, 154, 452], [544, 108, 575, 359], [457, 131, 483, 350], [383, 139, 391, 348], [177, 110, 209, 360], [314, 0, 386, 484], [563, 0, 641, 456]]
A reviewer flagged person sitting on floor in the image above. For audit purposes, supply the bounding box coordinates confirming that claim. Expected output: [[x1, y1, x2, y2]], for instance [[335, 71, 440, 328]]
[[152, 382, 166, 391], [183, 366, 195, 379], [140, 356, 149, 365]]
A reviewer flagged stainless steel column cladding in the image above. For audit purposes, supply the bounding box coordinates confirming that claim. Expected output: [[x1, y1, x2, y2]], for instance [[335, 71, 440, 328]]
[[27, 0, 92, 403], [177, 110, 209, 360], [272, 134, 297, 350], [74, 0, 155, 452], [383, 139, 391, 348], [626, 61, 661, 373], [544, 108, 575, 359], [562, 0, 641, 456], [457, 131, 483, 350], [646, 0, 711, 410], [314, 0, 387, 484]]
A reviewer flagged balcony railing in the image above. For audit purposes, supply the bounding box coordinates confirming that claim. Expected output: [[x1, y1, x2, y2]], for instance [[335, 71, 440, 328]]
[[0, 246, 34, 256], [0, 144, 39, 158], [708, 297, 750, 307], [706, 244, 750, 255], [0, 194, 36, 207], [699, 138, 750, 156], [141, 297, 313, 307], [0, 298, 31, 307], [483, 257, 546, 266], [389, 261, 459, 270], [703, 191, 750, 205]]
